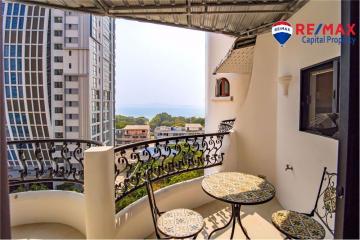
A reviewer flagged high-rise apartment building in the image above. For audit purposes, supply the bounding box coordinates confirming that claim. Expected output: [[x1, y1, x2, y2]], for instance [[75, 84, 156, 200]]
[[2, 2, 115, 166]]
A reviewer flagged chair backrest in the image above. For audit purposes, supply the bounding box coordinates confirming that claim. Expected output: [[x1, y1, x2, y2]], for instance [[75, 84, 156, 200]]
[[145, 175, 161, 238], [310, 167, 337, 235]]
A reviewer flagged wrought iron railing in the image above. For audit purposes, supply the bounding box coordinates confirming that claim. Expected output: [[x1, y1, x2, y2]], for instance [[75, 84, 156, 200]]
[[218, 118, 236, 133], [114, 132, 229, 205], [7, 139, 103, 187]]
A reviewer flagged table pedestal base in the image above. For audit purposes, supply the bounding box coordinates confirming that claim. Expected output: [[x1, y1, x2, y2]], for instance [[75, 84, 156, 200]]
[[208, 204, 250, 240]]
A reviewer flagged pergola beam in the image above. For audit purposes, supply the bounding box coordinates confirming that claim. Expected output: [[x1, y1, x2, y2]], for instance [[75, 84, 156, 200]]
[[111, 9, 293, 16], [119, 16, 240, 36], [109, 0, 293, 11]]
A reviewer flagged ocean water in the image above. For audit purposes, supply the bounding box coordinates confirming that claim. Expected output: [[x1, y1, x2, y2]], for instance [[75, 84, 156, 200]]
[[117, 106, 205, 119]]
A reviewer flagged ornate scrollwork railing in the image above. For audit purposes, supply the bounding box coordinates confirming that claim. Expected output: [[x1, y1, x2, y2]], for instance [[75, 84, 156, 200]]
[[314, 169, 337, 235], [218, 118, 236, 133], [7, 139, 103, 187], [114, 132, 229, 204]]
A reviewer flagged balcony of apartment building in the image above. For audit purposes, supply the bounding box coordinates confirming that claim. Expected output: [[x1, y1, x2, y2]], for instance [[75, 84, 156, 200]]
[[1, 0, 358, 239], [115, 125, 150, 145]]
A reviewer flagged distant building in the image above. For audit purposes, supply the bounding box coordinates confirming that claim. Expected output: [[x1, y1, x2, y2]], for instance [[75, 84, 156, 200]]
[[154, 124, 204, 139], [154, 126, 187, 139], [185, 124, 204, 134], [115, 125, 150, 145], [3, 2, 115, 167]]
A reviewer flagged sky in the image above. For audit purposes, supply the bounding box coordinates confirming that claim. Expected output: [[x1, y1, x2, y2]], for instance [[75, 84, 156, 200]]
[[115, 19, 206, 115]]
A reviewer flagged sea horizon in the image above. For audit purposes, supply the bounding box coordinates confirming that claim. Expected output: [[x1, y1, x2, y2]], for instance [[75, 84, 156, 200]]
[[116, 106, 205, 119]]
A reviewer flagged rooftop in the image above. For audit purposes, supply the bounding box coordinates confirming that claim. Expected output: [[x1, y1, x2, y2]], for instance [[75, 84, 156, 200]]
[[185, 123, 203, 128], [123, 125, 150, 130]]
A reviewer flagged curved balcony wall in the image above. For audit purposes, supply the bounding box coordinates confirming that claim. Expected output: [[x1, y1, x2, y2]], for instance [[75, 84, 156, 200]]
[[7, 131, 234, 239], [10, 191, 86, 236]]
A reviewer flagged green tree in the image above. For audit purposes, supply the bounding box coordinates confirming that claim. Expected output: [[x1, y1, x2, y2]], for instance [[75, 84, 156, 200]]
[[149, 112, 204, 129], [115, 115, 149, 129]]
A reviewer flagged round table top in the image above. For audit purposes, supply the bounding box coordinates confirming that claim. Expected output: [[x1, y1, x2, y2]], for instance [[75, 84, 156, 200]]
[[201, 172, 275, 205]]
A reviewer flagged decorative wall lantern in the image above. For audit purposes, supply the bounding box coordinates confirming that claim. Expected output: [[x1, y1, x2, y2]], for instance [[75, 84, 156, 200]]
[[278, 75, 292, 96]]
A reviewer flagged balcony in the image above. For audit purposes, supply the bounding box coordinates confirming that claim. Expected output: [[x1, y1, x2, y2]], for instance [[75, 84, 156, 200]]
[[6, 118, 336, 239], [2, 0, 357, 238]]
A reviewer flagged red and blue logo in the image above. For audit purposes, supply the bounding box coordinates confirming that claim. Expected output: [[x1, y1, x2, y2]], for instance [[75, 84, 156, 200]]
[[272, 21, 293, 46], [271, 21, 357, 46]]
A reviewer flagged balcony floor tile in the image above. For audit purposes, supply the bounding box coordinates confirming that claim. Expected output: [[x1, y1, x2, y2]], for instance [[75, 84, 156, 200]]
[[148, 198, 285, 239]]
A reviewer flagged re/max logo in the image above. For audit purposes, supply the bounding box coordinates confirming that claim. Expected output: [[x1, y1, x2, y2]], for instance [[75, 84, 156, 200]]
[[295, 24, 356, 36]]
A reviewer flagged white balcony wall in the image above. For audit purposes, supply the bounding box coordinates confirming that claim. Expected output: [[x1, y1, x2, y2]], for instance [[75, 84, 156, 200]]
[[276, 0, 339, 211], [10, 191, 86, 236], [66, 132, 80, 138], [66, 119, 79, 126], [65, 107, 79, 114], [65, 16, 80, 24], [66, 81, 79, 88], [65, 94, 79, 101], [205, 1, 339, 237], [63, 50, 89, 75], [65, 30, 79, 37]]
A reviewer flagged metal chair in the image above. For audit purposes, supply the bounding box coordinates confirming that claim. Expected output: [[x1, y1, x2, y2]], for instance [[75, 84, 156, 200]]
[[271, 167, 337, 239], [145, 177, 205, 239]]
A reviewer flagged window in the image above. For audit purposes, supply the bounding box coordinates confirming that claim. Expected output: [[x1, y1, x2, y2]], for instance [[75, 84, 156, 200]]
[[215, 78, 230, 97], [55, 132, 64, 138], [55, 120, 63, 126], [66, 24, 78, 30], [54, 82, 63, 88], [54, 30, 62, 36], [54, 69, 63, 75], [66, 126, 79, 132], [69, 63, 72, 69], [66, 114, 79, 119], [66, 101, 79, 107], [54, 16, 62, 23], [54, 94, 63, 101], [54, 43, 63, 50], [66, 37, 78, 43], [18, 17, 24, 29], [54, 56, 63, 62], [300, 57, 340, 139], [65, 76, 77, 81], [69, 51, 72, 56], [55, 107, 63, 113], [65, 88, 79, 94]]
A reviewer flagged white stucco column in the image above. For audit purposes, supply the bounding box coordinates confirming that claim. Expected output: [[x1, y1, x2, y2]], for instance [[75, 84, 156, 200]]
[[84, 146, 115, 239]]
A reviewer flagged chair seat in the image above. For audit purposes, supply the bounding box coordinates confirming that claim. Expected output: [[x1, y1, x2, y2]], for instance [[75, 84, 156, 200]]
[[272, 210, 326, 239], [157, 208, 204, 238]]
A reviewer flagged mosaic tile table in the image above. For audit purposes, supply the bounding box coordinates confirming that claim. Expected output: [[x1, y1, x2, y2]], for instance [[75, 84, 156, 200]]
[[202, 172, 275, 239]]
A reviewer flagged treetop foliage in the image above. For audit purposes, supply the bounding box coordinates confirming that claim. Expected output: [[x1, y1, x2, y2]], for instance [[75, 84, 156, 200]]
[[116, 112, 204, 129]]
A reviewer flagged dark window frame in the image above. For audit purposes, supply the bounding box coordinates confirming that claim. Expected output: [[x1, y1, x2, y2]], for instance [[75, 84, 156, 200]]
[[299, 57, 340, 139], [215, 78, 230, 97]]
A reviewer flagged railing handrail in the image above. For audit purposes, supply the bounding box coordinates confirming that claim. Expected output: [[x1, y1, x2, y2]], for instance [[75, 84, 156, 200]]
[[7, 138, 104, 146], [114, 131, 229, 152], [7, 138, 103, 189]]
